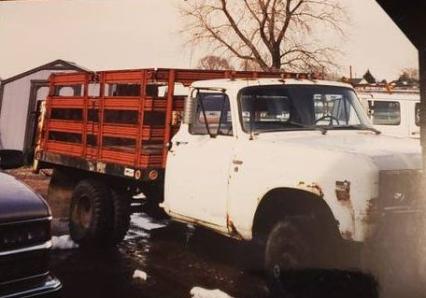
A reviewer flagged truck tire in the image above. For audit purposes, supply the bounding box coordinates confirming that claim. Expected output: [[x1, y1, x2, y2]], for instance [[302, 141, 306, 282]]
[[69, 179, 112, 246], [109, 190, 131, 244], [264, 219, 312, 279]]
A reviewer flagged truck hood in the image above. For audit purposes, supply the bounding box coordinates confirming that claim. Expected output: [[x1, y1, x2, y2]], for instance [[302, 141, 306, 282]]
[[0, 172, 50, 223], [255, 130, 422, 171]]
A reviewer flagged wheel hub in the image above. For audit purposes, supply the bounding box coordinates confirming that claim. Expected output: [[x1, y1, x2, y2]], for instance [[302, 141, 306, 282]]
[[77, 196, 93, 229]]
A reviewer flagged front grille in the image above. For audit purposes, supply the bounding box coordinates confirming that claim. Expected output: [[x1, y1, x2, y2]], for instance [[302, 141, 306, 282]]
[[0, 219, 50, 252], [379, 169, 423, 209], [0, 249, 49, 283]]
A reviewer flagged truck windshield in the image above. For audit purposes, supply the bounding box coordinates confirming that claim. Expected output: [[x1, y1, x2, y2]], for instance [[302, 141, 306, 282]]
[[238, 85, 370, 133]]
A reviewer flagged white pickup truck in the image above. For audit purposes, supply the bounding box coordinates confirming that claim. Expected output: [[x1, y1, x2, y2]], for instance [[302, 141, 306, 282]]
[[36, 71, 422, 278]]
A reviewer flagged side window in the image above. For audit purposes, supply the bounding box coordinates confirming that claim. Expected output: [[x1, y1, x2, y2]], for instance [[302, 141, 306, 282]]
[[369, 101, 401, 125], [190, 93, 233, 136], [415, 103, 420, 127]]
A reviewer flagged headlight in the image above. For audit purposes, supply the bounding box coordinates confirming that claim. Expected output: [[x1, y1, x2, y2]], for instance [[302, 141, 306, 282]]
[[0, 220, 50, 252]]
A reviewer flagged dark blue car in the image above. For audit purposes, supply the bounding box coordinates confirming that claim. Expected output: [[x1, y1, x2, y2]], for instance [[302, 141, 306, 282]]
[[0, 150, 61, 297]]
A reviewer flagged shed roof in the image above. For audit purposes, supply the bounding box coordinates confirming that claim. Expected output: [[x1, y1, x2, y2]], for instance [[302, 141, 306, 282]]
[[1, 59, 88, 85]]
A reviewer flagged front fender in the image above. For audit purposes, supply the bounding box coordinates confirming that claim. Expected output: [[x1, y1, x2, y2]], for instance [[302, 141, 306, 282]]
[[228, 140, 379, 242], [228, 180, 357, 241]]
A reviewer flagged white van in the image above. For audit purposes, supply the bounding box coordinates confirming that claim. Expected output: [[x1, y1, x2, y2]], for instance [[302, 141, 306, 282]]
[[358, 90, 420, 139]]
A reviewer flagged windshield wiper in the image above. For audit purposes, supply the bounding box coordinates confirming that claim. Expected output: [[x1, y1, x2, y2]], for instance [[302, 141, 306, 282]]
[[288, 121, 328, 135], [358, 125, 381, 135], [286, 121, 306, 127], [324, 125, 381, 135]]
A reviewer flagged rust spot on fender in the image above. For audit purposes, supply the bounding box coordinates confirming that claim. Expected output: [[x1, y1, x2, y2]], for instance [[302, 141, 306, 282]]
[[226, 214, 243, 240], [341, 230, 353, 240], [336, 180, 351, 202], [297, 181, 324, 197]]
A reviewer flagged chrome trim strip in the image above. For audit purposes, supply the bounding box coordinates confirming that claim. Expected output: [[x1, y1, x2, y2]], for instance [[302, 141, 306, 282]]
[[0, 241, 52, 257], [1, 275, 62, 298], [0, 273, 49, 286], [0, 216, 52, 227]]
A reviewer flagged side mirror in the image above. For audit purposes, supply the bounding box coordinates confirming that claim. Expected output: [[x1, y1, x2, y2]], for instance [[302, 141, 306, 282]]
[[183, 96, 195, 125], [0, 150, 24, 170]]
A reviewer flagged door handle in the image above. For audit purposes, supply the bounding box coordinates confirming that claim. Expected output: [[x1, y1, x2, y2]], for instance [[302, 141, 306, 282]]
[[175, 141, 189, 146], [232, 160, 243, 165]]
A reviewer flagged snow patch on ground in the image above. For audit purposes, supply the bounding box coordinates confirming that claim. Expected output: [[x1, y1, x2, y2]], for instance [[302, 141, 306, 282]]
[[51, 235, 79, 250], [131, 213, 167, 231], [124, 230, 150, 240], [132, 269, 147, 281], [133, 193, 146, 199], [190, 287, 234, 298]]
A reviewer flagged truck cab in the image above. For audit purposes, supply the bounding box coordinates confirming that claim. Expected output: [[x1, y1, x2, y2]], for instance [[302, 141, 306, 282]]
[[163, 78, 421, 272]]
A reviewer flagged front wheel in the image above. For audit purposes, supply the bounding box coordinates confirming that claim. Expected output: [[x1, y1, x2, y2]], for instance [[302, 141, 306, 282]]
[[264, 220, 312, 279]]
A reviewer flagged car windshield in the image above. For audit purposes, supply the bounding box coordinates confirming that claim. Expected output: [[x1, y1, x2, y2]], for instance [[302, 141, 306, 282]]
[[238, 84, 370, 133]]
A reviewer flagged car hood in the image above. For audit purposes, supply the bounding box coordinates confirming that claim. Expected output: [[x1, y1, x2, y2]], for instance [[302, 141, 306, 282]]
[[0, 172, 50, 223], [255, 130, 422, 171]]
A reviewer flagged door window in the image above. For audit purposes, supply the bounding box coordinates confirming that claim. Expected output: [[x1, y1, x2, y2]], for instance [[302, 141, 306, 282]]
[[190, 92, 233, 136], [368, 100, 401, 125]]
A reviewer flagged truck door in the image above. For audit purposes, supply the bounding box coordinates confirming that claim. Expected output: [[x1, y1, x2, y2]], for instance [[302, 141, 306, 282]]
[[165, 91, 234, 228]]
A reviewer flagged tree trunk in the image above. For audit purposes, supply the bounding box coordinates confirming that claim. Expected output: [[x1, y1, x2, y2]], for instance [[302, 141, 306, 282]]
[[271, 46, 281, 71]]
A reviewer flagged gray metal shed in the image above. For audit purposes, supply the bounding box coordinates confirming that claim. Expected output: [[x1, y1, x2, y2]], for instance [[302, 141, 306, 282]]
[[0, 59, 88, 157]]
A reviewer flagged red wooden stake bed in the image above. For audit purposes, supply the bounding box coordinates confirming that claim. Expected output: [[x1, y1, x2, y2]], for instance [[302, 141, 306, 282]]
[[35, 68, 311, 181]]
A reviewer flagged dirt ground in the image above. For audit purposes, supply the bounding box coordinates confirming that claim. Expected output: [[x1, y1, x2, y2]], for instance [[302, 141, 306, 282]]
[[7, 167, 51, 197]]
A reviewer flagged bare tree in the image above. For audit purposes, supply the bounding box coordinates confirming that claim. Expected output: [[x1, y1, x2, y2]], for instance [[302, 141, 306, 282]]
[[197, 55, 234, 70], [181, 0, 346, 72], [240, 59, 263, 71]]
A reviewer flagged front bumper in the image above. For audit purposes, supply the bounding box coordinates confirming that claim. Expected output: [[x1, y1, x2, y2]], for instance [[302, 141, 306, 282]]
[[0, 239, 62, 298], [0, 274, 62, 298]]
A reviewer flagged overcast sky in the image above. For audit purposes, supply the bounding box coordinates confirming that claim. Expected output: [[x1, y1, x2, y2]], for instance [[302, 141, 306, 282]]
[[0, 0, 418, 81]]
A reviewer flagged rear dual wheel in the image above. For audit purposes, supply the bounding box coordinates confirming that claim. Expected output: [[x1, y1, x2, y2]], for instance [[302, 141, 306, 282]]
[[110, 190, 131, 244], [69, 179, 130, 247]]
